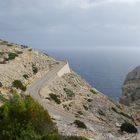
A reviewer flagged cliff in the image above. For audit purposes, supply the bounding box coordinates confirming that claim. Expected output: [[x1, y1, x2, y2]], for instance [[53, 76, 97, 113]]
[[0, 40, 139, 140], [120, 66, 140, 106]]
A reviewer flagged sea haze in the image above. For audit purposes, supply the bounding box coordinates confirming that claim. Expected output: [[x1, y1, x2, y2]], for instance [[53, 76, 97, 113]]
[[45, 47, 140, 101]]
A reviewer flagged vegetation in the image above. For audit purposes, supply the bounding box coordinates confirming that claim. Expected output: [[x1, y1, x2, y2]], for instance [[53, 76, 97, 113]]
[[77, 111, 83, 115], [0, 82, 2, 87], [49, 93, 61, 104], [111, 107, 134, 121], [0, 94, 58, 139], [0, 94, 8, 103], [7, 44, 13, 47], [12, 80, 26, 91], [23, 74, 29, 79], [74, 120, 87, 129], [90, 89, 97, 94], [8, 52, 18, 60], [0, 94, 87, 140], [64, 88, 75, 97], [87, 98, 92, 102], [32, 64, 38, 74], [120, 122, 138, 133]]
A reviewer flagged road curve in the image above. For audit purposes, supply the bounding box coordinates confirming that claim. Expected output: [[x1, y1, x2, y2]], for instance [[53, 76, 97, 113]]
[[27, 61, 76, 122]]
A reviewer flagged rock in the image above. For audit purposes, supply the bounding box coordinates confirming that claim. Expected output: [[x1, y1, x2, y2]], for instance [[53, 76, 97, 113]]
[[120, 66, 140, 106]]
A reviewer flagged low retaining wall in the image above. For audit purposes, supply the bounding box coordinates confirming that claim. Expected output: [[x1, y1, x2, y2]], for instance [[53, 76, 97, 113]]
[[57, 62, 71, 77]]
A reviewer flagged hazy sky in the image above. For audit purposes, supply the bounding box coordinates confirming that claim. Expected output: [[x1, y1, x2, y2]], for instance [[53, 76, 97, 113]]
[[1, 0, 140, 49]]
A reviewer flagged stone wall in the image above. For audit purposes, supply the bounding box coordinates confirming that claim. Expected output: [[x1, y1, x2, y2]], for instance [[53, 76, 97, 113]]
[[57, 62, 71, 77]]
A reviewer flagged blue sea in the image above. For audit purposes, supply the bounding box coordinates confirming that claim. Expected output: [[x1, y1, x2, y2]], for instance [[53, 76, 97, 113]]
[[45, 48, 140, 101]]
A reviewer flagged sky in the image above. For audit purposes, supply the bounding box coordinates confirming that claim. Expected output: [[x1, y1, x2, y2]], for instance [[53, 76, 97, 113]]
[[0, 0, 140, 49]]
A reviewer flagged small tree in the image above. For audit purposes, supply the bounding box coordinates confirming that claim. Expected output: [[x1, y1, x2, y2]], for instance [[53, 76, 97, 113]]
[[12, 80, 26, 91]]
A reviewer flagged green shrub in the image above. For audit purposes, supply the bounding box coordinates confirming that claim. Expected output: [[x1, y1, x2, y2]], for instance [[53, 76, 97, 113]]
[[7, 44, 13, 47], [23, 74, 29, 79], [0, 82, 2, 87], [32, 64, 38, 74], [90, 89, 97, 94], [87, 98, 92, 102], [77, 111, 83, 115], [0, 94, 58, 139], [0, 94, 8, 102], [8, 52, 18, 60], [120, 122, 138, 133], [74, 120, 87, 129], [64, 88, 75, 97], [49, 94, 61, 104], [12, 80, 26, 91]]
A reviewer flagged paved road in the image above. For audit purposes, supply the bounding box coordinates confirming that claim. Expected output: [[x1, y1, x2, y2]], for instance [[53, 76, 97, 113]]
[[27, 61, 76, 122]]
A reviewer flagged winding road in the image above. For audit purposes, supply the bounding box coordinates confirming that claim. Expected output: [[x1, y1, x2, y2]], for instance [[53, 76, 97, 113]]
[[27, 61, 76, 122]]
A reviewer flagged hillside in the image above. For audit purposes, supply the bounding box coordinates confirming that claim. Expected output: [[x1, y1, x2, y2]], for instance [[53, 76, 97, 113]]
[[0, 40, 139, 140]]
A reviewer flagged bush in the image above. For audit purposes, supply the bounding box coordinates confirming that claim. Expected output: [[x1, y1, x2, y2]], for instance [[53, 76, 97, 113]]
[[74, 120, 87, 129], [8, 52, 18, 60], [0, 82, 2, 87], [120, 122, 138, 133], [32, 64, 38, 74], [64, 88, 75, 97], [0, 94, 58, 139], [0, 94, 8, 102], [12, 80, 26, 91], [49, 94, 61, 104], [90, 89, 97, 94], [23, 74, 29, 79]]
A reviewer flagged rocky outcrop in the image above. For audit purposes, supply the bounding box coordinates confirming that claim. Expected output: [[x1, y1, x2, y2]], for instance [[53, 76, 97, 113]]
[[120, 66, 140, 106]]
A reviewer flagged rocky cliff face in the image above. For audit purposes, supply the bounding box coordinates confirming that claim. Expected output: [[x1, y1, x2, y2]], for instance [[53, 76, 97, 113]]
[[120, 66, 140, 106]]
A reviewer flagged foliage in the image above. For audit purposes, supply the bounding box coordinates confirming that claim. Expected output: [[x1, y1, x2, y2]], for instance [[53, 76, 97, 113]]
[[74, 120, 87, 129], [12, 80, 26, 91], [0, 94, 58, 139], [64, 88, 75, 97], [32, 64, 38, 74], [111, 107, 134, 121], [90, 89, 97, 94], [23, 74, 29, 79], [49, 93, 61, 104], [0, 94, 8, 103], [8, 52, 18, 60], [120, 122, 138, 133], [0, 82, 2, 87]]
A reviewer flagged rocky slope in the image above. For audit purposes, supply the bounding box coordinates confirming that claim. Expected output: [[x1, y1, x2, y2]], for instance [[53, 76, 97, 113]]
[[0, 40, 139, 140], [120, 66, 140, 106]]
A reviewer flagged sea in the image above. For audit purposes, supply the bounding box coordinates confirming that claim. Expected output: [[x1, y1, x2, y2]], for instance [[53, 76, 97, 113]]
[[45, 47, 140, 101]]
